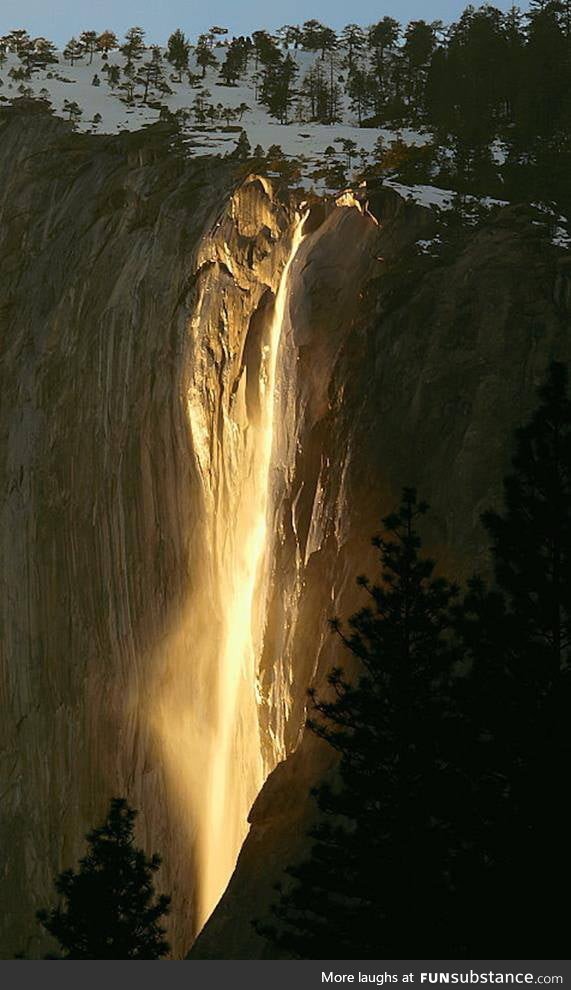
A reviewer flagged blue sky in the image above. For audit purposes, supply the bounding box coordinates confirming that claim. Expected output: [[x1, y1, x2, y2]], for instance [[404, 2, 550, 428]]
[[0, 0, 531, 46]]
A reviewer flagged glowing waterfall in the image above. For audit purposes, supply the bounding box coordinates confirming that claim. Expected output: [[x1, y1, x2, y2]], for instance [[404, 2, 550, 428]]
[[196, 215, 307, 926]]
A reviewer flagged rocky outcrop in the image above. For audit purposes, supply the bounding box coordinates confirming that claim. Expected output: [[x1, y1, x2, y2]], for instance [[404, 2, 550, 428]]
[[1, 104, 570, 961]]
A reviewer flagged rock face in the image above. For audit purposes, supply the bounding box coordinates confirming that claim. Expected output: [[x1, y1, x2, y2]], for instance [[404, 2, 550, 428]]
[[0, 107, 296, 957], [1, 105, 570, 960], [191, 191, 571, 956]]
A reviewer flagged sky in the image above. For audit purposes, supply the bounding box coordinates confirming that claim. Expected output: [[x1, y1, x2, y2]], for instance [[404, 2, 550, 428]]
[[0, 0, 531, 46]]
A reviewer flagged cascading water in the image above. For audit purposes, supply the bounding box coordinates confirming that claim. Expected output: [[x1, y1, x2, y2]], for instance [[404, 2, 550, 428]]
[[154, 212, 307, 934], [198, 214, 306, 924]]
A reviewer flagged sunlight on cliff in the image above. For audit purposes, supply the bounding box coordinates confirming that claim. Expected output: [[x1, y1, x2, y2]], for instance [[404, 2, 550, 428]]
[[151, 212, 307, 935], [199, 214, 307, 926]]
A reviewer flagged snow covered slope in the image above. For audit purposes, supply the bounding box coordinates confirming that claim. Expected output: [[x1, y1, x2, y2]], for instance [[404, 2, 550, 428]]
[[0, 46, 428, 188]]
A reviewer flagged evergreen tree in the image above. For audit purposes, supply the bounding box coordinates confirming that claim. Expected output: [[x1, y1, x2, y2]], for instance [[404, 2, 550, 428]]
[[301, 61, 331, 122], [119, 62, 137, 103], [166, 28, 190, 81], [37, 798, 171, 959], [29, 38, 58, 72], [219, 40, 245, 85], [483, 362, 571, 678], [340, 24, 366, 71], [259, 52, 298, 124], [232, 129, 252, 159], [191, 88, 211, 122], [402, 20, 439, 117], [120, 26, 145, 69], [195, 34, 218, 78], [347, 65, 373, 125], [260, 490, 461, 958], [62, 99, 82, 124], [454, 362, 571, 956], [335, 136, 358, 168], [136, 46, 170, 103], [252, 30, 281, 70], [63, 37, 84, 66], [4, 29, 31, 58], [277, 25, 302, 49], [102, 62, 120, 88], [368, 16, 400, 86], [79, 31, 98, 64], [300, 20, 337, 57]]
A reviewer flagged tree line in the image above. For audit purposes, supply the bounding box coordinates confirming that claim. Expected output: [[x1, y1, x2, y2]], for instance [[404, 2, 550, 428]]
[[2, 4, 571, 206]]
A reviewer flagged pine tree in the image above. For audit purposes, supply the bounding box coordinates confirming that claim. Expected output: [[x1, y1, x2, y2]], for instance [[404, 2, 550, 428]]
[[119, 62, 137, 104], [63, 37, 84, 66], [341, 24, 366, 71], [252, 30, 281, 73], [260, 490, 461, 958], [483, 362, 571, 679], [402, 20, 438, 115], [232, 129, 252, 160], [136, 46, 170, 103], [62, 99, 82, 124], [276, 25, 302, 49], [79, 31, 98, 64], [300, 20, 337, 57], [195, 34, 218, 78], [4, 29, 31, 56], [300, 61, 331, 122], [103, 62, 120, 88], [453, 362, 571, 956], [166, 29, 190, 81], [120, 26, 145, 69], [368, 17, 401, 81], [219, 41, 244, 85], [29, 38, 58, 72], [335, 137, 358, 168], [259, 53, 298, 124], [37, 798, 170, 959], [347, 66, 373, 125]]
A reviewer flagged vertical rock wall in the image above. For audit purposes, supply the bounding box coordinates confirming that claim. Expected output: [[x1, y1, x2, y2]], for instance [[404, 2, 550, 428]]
[[2, 107, 571, 962], [0, 108, 296, 957]]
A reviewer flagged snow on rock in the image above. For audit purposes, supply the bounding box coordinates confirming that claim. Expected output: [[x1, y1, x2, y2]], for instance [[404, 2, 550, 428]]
[[385, 180, 456, 210], [552, 225, 571, 250], [529, 203, 571, 249], [385, 179, 508, 213]]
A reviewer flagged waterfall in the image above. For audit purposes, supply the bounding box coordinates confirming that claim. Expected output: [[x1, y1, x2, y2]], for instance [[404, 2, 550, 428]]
[[150, 213, 307, 933], [196, 215, 306, 923]]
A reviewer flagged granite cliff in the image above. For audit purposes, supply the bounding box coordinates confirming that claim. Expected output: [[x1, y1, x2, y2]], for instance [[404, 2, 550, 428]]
[[1, 104, 570, 958]]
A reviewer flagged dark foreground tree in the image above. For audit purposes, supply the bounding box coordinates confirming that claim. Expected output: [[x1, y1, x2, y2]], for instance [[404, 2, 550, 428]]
[[37, 798, 170, 959], [455, 361, 571, 956], [483, 361, 571, 677], [259, 489, 463, 958]]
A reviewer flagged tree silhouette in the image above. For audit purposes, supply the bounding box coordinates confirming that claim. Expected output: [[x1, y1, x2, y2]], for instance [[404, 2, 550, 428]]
[[453, 361, 571, 956], [37, 798, 170, 959], [259, 489, 462, 958], [484, 362, 571, 678]]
